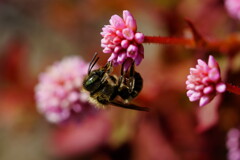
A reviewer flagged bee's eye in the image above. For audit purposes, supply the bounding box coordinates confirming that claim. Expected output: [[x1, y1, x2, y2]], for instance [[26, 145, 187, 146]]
[[83, 74, 102, 92], [86, 74, 99, 86]]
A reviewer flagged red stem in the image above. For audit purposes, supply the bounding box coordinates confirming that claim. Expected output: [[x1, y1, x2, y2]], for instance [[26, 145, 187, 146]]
[[144, 36, 194, 46], [226, 83, 240, 95]]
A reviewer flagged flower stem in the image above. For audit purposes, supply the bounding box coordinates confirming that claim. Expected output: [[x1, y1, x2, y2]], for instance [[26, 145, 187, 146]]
[[226, 83, 240, 95], [144, 36, 194, 46]]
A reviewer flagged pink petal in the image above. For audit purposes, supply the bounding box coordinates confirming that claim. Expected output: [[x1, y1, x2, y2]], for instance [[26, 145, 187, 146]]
[[114, 46, 121, 53], [196, 64, 201, 70], [46, 108, 70, 123], [202, 77, 210, 85], [135, 32, 144, 44], [107, 44, 115, 49], [197, 59, 207, 68], [127, 44, 138, 58], [101, 38, 108, 44], [102, 25, 115, 34], [122, 28, 134, 40], [197, 59, 208, 73], [208, 68, 220, 82], [126, 16, 137, 31], [68, 92, 79, 102], [187, 75, 193, 81], [100, 32, 106, 36], [121, 39, 129, 49], [186, 90, 194, 97], [55, 87, 66, 98], [117, 52, 127, 64], [113, 37, 121, 45], [109, 15, 125, 29], [103, 47, 112, 54], [225, 0, 240, 20], [123, 10, 132, 21], [203, 86, 214, 94], [108, 53, 118, 61], [199, 96, 210, 107], [101, 43, 107, 48], [208, 55, 218, 68], [116, 30, 123, 38], [227, 128, 240, 139], [190, 68, 198, 75], [189, 92, 201, 102], [104, 34, 115, 41], [195, 85, 204, 91], [216, 82, 226, 93], [186, 83, 195, 90], [134, 53, 143, 65]]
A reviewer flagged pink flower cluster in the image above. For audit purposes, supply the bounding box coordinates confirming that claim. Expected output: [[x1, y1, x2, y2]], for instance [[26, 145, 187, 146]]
[[186, 55, 226, 107], [35, 56, 95, 123], [101, 10, 144, 70], [225, 0, 240, 20], [226, 128, 240, 160]]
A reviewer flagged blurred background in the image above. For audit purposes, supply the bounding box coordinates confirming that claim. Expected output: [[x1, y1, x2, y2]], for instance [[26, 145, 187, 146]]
[[0, 0, 240, 159]]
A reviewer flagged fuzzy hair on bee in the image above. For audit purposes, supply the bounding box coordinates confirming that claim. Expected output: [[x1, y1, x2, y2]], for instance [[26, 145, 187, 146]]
[[82, 53, 149, 112], [84, 74, 118, 109]]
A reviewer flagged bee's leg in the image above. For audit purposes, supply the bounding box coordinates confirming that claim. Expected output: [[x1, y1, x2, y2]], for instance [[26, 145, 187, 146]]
[[118, 62, 131, 101], [128, 62, 135, 93], [104, 61, 113, 73], [100, 74, 108, 84], [111, 100, 149, 112], [118, 62, 127, 87], [129, 61, 135, 76], [100, 62, 113, 84]]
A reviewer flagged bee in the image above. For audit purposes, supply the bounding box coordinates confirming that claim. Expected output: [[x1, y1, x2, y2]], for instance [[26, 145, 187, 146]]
[[82, 53, 149, 112]]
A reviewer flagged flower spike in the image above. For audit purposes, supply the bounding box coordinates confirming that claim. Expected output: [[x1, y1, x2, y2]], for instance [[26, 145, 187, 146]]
[[186, 55, 226, 107], [101, 10, 144, 71], [35, 56, 95, 123]]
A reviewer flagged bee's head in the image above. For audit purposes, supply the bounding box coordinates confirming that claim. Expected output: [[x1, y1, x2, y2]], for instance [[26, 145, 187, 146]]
[[83, 53, 112, 92], [83, 69, 105, 92]]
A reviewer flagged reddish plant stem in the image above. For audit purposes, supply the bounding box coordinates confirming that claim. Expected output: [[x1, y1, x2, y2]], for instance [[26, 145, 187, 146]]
[[144, 36, 194, 46], [144, 35, 240, 55], [226, 83, 240, 95]]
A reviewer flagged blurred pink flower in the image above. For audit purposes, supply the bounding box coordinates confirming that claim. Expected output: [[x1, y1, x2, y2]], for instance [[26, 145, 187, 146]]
[[186, 55, 226, 107], [35, 56, 95, 123], [101, 10, 144, 70], [226, 128, 240, 160], [225, 0, 240, 20], [49, 112, 111, 157], [132, 120, 180, 160]]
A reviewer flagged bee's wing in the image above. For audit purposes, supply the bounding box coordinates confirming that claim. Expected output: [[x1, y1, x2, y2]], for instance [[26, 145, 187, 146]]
[[110, 100, 149, 112]]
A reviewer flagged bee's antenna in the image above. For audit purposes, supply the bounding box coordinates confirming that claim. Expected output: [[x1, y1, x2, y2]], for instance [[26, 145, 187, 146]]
[[90, 57, 99, 72], [88, 52, 99, 74], [88, 52, 97, 71]]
